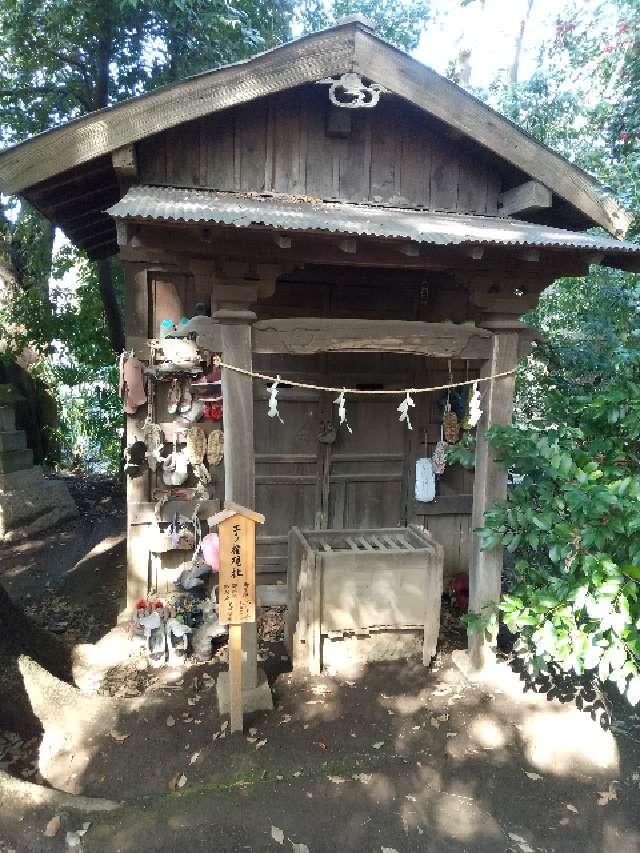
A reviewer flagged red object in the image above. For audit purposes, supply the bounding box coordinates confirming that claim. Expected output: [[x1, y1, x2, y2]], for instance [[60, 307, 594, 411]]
[[204, 401, 223, 421], [154, 600, 164, 610], [135, 598, 148, 610], [450, 572, 469, 612]]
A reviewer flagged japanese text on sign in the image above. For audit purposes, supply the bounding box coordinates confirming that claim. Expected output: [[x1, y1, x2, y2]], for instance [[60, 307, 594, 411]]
[[218, 514, 256, 624]]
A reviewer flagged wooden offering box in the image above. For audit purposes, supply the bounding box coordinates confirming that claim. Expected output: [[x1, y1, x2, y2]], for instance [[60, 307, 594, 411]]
[[287, 526, 444, 674]]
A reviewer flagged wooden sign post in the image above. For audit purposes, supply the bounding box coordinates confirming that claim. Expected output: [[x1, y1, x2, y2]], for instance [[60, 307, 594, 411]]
[[209, 501, 265, 733]]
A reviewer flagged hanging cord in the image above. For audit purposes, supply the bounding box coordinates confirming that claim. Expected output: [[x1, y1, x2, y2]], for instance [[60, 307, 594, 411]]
[[212, 356, 515, 396]]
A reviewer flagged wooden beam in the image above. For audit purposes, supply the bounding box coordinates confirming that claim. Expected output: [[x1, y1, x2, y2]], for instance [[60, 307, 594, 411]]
[[274, 233, 292, 249], [251, 318, 492, 359], [338, 238, 357, 254], [112, 144, 138, 179], [498, 181, 552, 217], [212, 285, 259, 691], [468, 332, 518, 670]]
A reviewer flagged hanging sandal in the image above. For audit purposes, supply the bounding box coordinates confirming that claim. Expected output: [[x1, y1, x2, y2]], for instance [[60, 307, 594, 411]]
[[186, 427, 206, 467], [207, 430, 224, 466]]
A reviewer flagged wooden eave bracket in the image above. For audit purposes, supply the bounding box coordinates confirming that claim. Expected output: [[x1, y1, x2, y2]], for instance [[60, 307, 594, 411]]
[[112, 144, 138, 179], [498, 181, 552, 217]]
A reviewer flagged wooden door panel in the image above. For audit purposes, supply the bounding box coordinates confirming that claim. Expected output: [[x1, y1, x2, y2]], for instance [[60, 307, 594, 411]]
[[254, 390, 322, 576], [327, 398, 407, 530]]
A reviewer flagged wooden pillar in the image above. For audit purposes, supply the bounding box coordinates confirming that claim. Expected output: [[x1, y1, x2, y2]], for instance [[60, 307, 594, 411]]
[[124, 263, 151, 614], [212, 282, 260, 690], [468, 331, 518, 669]]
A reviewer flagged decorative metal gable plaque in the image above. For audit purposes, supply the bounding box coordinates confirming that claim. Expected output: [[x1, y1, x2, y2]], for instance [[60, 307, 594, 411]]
[[317, 72, 386, 109]]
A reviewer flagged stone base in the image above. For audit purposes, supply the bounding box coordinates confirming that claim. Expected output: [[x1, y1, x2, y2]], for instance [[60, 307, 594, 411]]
[[451, 648, 501, 683], [216, 669, 273, 717], [0, 469, 77, 540], [321, 629, 424, 677]]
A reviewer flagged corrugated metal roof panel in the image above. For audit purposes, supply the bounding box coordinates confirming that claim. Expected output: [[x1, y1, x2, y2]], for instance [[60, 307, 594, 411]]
[[107, 186, 640, 257]]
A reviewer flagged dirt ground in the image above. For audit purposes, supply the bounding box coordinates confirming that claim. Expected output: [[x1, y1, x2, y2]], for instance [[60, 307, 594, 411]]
[[1, 476, 640, 853]]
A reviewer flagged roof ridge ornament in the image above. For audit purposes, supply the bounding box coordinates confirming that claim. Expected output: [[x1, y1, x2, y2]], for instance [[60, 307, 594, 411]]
[[317, 72, 386, 109]]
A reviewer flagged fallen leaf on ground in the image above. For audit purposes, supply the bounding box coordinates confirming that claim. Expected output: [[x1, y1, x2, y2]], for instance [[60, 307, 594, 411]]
[[189, 752, 200, 764], [327, 775, 346, 784], [44, 816, 60, 837], [293, 771, 302, 778], [372, 742, 384, 750], [110, 731, 129, 744], [507, 832, 534, 853], [566, 804, 578, 814], [353, 773, 372, 784], [524, 771, 542, 781], [271, 825, 284, 844], [256, 739, 267, 750], [166, 715, 176, 727]]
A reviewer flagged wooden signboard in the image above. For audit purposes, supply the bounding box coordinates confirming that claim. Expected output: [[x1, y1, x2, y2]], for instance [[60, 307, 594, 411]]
[[218, 513, 256, 624], [209, 501, 265, 733]]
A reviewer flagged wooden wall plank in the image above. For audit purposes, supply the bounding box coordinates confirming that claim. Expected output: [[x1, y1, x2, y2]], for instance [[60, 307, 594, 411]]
[[135, 87, 504, 214], [202, 112, 235, 190], [236, 99, 268, 192], [430, 147, 459, 210]]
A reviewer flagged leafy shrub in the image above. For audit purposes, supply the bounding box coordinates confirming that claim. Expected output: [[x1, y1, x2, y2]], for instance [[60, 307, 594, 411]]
[[478, 379, 640, 705]]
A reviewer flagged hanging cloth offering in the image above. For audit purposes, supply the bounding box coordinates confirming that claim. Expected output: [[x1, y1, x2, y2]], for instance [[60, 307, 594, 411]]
[[397, 391, 415, 430], [267, 375, 284, 423], [333, 390, 352, 433], [415, 457, 436, 502], [465, 381, 482, 429]]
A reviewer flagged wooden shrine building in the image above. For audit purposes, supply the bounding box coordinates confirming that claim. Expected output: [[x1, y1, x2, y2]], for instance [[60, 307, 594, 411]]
[[1, 16, 640, 670]]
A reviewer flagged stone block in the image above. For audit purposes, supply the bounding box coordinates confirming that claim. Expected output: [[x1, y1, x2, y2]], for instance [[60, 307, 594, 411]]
[[0, 430, 27, 452], [0, 477, 77, 539], [216, 668, 273, 717], [0, 407, 15, 431], [0, 448, 33, 473]]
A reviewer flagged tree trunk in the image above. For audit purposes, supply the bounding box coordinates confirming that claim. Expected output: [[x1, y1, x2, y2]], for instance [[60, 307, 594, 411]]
[[98, 257, 125, 354], [93, 9, 125, 354], [510, 0, 534, 85]]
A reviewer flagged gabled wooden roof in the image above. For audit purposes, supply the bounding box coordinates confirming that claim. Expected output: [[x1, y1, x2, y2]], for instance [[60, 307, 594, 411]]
[[0, 15, 632, 256]]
